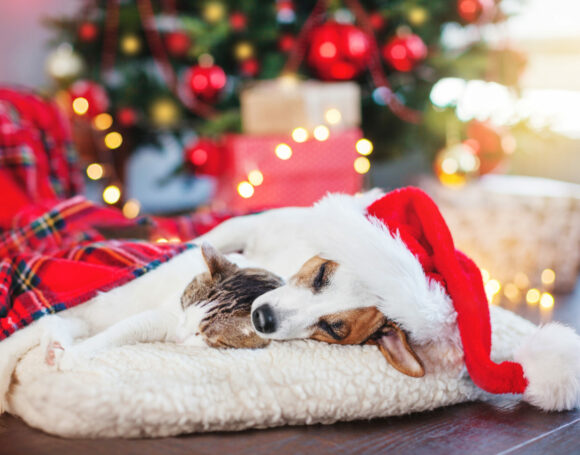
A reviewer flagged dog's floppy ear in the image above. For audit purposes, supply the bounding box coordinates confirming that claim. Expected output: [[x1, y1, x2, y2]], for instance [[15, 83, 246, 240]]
[[201, 242, 238, 279], [374, 323, 425, 378]]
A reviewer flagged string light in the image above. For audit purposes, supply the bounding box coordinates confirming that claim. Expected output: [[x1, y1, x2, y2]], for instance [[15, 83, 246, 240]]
[[480, 269, 490, 284], [248, 170, 264, 186], [485, 279, 501, 302], [354, 156, 371, 174], [541, 268, 556, 285], [325, 108, 342, 125], [313, 125, 330, 141], [539, 292, 555, 309], [86, 163, 104, 180], [102, 185, 121, 205], [237, 181, 254, 198], [72, 97, 89, 115], [234, 41, 253, 60], [291, 127, 308, 143], [503, 283, 520, 302], [355, 138, 373, 156], [104, 131, 123, 149], [441, 158, 459, 175], [93, 113, 113, 130], [156, 238, 168, 243], [514, 272, 530, 289], [526, 288, 540, 305], [122, 199, 141, 219], [275, 143, 292, 160], [121, 34, 141, 55]]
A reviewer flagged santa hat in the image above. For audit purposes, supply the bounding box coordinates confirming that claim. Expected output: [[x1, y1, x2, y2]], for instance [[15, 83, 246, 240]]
[[365, 187, 580, 411]]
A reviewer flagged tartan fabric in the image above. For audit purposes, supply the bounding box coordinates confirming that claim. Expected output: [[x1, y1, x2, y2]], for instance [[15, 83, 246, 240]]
[[0, 196, 193, 340]]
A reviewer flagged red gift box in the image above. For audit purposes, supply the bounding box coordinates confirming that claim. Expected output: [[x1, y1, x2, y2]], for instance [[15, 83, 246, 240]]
[[212, 128, 364, 211]]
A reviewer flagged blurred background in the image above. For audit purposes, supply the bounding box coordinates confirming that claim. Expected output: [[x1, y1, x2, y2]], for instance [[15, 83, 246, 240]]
[[1, 0, 579, 313]]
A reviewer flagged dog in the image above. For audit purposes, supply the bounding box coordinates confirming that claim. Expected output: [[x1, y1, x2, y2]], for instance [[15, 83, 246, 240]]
[[0, 243, 282, 413], [198, 190, 442, 378]]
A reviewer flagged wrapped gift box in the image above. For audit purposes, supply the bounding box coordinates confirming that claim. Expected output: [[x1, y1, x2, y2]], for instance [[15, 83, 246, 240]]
[[420, 175, 580, 295], [212, 128, 364, 211], [240, 80, 361, 135]]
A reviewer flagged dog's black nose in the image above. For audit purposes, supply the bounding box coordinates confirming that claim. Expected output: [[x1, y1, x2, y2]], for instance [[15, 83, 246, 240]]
[[252, 304, 277, 334]]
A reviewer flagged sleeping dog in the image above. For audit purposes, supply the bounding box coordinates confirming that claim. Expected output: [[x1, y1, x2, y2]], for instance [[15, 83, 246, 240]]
[[0, 243, 282, 413], [197, 190, 429, 378]]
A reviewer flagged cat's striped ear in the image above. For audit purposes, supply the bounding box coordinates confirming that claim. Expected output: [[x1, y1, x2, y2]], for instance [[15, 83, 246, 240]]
[[200, 242, 238, 279]]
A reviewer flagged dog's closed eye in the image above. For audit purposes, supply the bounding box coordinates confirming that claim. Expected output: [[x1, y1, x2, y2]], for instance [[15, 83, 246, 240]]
[[318, 319, 346, 340]]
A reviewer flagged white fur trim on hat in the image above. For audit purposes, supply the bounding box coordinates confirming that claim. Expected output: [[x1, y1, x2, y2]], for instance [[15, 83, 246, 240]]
[[514, 322, 580, 411]]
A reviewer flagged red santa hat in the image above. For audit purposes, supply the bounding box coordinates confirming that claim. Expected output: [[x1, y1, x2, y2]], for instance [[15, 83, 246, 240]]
[[366, 186, 580, 411]]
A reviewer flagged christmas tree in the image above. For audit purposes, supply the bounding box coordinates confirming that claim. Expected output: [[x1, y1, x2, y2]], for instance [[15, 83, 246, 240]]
[[45, 0, 523, 210]]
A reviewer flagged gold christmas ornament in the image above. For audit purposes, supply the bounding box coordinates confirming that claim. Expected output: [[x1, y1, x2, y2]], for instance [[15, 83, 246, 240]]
[[45, 44, 84, 82], [120, 34, 142, 55], [150, 98, 181, 128], [203, 1, 226, 23]]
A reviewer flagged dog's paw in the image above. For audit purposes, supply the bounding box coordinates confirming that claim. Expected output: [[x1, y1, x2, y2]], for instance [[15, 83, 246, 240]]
[[45, 341, 65, 367]]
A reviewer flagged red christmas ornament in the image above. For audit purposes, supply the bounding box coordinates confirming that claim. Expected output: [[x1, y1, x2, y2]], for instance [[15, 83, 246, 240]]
[[278, 33, 296, 52], [185, 138, 222, 176], [457, 0, 495, 23], [68, 80, 109, 118], [165, 31, 192, 57], [307, 21, 371, 81], [382, 34, 427, 72], [78, 22, 99, 42], [229, 11, 247, 31], [117, 107, 138, 127], [186, 64, 227, 103], [369, 12, 386, 31], [240, 58, 260, 77], [466, 121, 514, 174]]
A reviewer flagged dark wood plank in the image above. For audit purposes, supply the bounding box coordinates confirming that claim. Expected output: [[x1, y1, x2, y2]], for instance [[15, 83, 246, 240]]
[[1, 280, 579, 454]]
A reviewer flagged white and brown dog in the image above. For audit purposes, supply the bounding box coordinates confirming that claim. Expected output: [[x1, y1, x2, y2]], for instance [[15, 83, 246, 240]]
[[199, 190, 580, 411]]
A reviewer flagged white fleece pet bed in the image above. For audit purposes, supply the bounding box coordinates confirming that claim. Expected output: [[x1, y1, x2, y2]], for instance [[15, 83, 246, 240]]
[[7, 306, 534, 438]]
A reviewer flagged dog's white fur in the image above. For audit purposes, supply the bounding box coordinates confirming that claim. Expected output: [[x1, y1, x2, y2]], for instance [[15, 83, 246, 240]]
[[201, 190, 580, 411], [0, 247, 258, 413]]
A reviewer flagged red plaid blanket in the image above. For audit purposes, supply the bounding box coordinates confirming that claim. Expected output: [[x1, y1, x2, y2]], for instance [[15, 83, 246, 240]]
[[0, 88, 237, 340]]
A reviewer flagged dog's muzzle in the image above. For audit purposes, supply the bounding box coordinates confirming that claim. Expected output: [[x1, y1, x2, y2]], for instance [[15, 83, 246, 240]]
[[252, 304, 277, 334]]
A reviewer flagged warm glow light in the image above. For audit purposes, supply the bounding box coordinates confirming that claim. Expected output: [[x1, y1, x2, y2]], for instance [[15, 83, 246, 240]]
[[356, 138, 374, 156], [291, 127, 309, 143], [121, 35, 141, 55], [504, 283, 520, 302], [156, 238, 168, 243], [122, 199, 140, 219], [72, 97, 89, 115], [514, 272, 530, 289], [234, 42, 253, 60], [541, 268, 556, 285], [275, 143, 292, 160], [539, 292, 555, 309], [354, 156, 371, 174], [86, 163, 104, 180], [480, 269, 490, 284], [237, 181, 254, 198], [93, 113, 113, 130], [526, 288, 541, 305], [486, 279, 501, 295], [441, 158, 459, 175], [248, 169, 264, 186], [102, 185, 121, 205], [313, 125, 330, 141], [104, 131, 123, 149], [325, 108, 342, 125]]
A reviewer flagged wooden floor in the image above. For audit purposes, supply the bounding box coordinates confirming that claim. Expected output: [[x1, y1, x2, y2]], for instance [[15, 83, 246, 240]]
[[1, 285, 580, 455]]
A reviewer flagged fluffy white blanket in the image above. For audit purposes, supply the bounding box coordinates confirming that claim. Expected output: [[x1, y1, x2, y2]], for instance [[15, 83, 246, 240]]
[[7, 306, 535, 438]]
